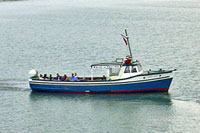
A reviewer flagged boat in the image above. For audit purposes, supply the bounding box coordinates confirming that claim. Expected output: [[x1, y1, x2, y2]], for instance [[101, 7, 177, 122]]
[[29, 30, 176, 94]]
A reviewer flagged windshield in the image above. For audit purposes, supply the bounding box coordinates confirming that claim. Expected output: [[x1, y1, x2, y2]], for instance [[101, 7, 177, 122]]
[[109, 68, 120, 76]]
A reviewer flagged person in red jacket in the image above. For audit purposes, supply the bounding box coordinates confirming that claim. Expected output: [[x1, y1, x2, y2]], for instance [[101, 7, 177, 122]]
[[124, 56, 132, 64]]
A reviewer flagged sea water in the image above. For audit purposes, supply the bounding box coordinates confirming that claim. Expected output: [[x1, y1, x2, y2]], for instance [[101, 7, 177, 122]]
[[0, 0, 200, 132]]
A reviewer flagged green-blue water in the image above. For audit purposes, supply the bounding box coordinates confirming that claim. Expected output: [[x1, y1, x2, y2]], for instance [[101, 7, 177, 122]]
[[0, 0, 200, 132]]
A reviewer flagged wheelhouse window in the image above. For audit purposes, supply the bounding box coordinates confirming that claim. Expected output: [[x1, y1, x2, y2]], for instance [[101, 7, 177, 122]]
[[131, 66, 137, 73], [124, 66, 130, 73], [137, 64, 142, 72], [109, 68, 120, 76]]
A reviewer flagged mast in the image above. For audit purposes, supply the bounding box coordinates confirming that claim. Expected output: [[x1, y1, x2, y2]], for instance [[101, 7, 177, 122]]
[[125, 29, 133, 58], [121, 29, 133, 58]]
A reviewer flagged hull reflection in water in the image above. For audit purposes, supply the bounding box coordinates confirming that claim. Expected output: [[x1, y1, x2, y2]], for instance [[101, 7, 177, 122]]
[[29, 91, 172, 105]]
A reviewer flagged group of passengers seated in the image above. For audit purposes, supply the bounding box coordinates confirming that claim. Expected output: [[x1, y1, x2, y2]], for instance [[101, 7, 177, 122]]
[[39, 73, 107, 82], [39, 73, 79, 82]]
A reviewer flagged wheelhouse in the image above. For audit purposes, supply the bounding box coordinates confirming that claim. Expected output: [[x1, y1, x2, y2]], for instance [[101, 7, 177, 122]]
[[91, 58, 143, 80]]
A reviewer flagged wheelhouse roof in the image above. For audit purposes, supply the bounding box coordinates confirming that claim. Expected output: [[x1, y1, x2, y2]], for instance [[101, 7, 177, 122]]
[[91, 60, 141, 69], [91, 62, 123, 68]]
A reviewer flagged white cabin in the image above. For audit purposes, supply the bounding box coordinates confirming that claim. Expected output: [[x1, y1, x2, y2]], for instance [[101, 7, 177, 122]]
[[91, 57, 143, 80]]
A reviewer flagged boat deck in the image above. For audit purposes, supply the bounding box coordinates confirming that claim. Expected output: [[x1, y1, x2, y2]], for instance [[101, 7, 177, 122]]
[[31, 69, 175, 82]]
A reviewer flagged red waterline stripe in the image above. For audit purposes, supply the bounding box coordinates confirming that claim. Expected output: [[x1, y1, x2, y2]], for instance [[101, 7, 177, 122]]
[[35, 88, 169, 94]]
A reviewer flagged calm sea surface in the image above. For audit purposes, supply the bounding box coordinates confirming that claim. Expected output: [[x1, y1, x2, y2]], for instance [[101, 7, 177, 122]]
[[0, 0, 200, 132]]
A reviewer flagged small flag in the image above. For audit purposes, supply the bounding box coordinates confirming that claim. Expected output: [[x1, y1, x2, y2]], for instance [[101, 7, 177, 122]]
[[123, 37, 128, 45]]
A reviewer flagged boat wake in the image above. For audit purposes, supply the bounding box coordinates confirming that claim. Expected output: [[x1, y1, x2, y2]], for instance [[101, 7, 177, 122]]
[[0, 80, 29, 91]]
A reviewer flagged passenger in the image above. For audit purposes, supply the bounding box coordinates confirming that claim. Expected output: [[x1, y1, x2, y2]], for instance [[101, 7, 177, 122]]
[[66, 75, 70, 81], [43, 74, 48, 80], [124, 56, 132, 64], [49, 74, 53, 81], [74, 73, 78, 77], [70, 73, 78, 81], [56, 73, 61, 81], [64, 74, 67, 81], [39, 74, 43, 80], [61, 74, 67, 81], [102, 75, 106, 81]]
